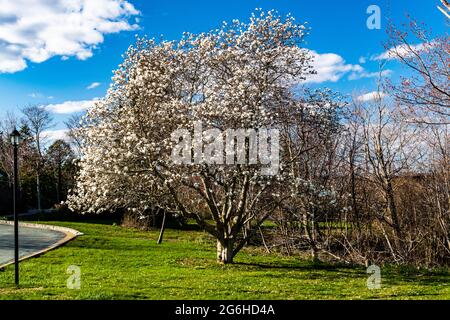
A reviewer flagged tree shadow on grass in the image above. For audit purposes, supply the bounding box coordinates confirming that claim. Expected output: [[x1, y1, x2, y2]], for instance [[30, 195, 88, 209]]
[[383, 273, 450, 287], [233, 260, 361, 273], [379, 265, 450, 287]]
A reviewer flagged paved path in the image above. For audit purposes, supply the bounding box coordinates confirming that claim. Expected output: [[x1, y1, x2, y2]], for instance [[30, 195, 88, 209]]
[[0, 224, 67, 267]]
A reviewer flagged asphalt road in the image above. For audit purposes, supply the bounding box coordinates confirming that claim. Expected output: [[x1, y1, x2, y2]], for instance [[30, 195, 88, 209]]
[[0, 224, 66, 267]]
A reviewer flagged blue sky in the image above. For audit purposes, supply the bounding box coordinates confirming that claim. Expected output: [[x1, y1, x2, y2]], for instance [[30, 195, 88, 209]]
[[0, 0, 447, 138]]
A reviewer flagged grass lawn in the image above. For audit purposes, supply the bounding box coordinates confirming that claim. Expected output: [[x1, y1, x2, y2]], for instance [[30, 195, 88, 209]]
[[0, 220, 449, 299]]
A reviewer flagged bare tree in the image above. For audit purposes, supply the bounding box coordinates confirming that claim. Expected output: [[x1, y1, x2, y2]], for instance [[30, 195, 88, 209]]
[[0, 113, 19, 186], [64, 112, 85, 156], [273, 89, 343, 261], [46, 139, 74, 203], [385, 20, 449, 124], [21, 105, 53, 211]]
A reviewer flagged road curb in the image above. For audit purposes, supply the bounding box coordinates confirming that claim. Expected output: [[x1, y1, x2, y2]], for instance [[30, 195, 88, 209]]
[[0, 221, 83, 270]]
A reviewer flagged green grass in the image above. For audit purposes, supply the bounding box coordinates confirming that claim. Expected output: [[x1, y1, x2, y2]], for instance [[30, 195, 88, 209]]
[[0, 220, 449, 299]]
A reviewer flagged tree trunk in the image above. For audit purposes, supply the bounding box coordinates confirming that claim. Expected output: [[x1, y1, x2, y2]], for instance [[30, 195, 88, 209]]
[[311, 247, 320, 262], [56, 162, 62, 203], [349, 155, 360, 231], [217, 239, 234, 264], [157, 211, 166, 244], [303, 211, 320, 262], [36, 172, 41, 211], [385, 181, 401, 239]]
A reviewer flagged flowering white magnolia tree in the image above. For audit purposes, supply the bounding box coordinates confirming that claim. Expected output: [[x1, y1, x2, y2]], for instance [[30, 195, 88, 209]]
[[68, 10, 337, 263]]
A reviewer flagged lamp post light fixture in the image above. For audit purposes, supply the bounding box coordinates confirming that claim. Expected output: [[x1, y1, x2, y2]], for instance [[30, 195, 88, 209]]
[[10, 128, 20, 287]]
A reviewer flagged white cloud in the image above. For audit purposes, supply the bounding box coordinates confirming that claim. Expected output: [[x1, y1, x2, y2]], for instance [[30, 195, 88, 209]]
[[0, 0, 140, 73], [370, 42, 430, 61], [348, 69, 392, 80], [29, 92, 56, 99], [304, 51, 364, 84], [42, 129, 69, 142], [357, 91, 387, 102], [46, 98, 99, 114], [29, 92, 44, 98], [301, 50, 393, 84], [87, 82, 101, 90]]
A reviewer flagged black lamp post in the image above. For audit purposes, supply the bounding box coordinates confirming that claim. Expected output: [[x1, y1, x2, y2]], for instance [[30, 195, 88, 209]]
[[10, 128, 20, 287]]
